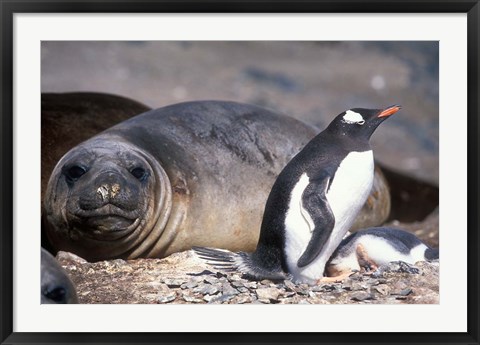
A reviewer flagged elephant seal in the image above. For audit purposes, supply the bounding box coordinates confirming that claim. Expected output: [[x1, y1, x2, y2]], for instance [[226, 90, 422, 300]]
[[41, 248, 78, 304], [41, 92, 150, 203], [43, 100, 390, 261]]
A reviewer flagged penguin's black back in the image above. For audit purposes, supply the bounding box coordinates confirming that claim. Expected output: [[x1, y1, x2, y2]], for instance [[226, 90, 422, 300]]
[[251, 130, 372, 272], [338, 227, 426, 256]]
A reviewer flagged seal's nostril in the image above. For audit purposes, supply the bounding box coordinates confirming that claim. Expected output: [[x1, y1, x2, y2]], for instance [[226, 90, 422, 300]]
[[111, 183, 120, 198], [97, 184, 109, 201]]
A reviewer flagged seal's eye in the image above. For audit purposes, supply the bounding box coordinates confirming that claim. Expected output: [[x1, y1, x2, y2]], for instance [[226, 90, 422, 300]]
[[131, 167, 148, 181], [64, 165, 87, 184]]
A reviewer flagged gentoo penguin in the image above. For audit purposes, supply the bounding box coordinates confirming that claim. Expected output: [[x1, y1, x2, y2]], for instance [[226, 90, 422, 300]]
[[325, 227, 439, 278], [194, 105, 400, 285]]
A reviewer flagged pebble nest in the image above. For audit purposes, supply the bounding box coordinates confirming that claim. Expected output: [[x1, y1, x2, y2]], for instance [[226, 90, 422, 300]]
[[58, 250, 439, 305]]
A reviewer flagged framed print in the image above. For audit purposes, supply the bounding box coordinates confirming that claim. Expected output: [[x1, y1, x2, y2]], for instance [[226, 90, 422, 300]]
[[1, 1, 479, 345]]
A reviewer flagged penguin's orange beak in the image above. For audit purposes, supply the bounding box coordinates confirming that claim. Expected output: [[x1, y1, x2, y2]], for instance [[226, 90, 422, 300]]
[[378, 105, 401, 118]]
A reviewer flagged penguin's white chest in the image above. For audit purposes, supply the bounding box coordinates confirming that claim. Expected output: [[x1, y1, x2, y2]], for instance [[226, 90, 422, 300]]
[[284, 150, 374, 284]]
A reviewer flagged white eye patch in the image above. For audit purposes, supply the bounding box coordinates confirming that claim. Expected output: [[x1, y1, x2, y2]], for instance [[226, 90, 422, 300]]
[[342, 110, 365, 125]]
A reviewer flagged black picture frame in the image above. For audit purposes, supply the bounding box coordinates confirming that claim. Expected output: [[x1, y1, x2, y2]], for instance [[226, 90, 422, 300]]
[[1, 1, 478, 345]]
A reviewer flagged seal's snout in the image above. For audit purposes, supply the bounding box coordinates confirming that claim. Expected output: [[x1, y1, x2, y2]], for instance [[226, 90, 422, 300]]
[[91, 171, 128, 203], [96, 183, 121, 201]]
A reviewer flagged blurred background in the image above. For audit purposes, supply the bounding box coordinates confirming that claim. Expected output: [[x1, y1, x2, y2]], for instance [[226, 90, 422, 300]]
[[41, 41, 438, 184]]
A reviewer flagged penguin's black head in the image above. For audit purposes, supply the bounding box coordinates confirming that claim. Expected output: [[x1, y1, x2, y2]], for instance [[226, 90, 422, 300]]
[[326, 105, 401, 141]]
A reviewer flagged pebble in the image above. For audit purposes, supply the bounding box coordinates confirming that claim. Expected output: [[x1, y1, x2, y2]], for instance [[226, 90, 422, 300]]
[[222, 283, 239, 296], [374, 284, 391, 296], [203, 294, 217, 302], [341, 280, 353, 291], [257, 298, 271, 304], [182, 294, 203, 303], [310, 285, 324, 292], [395, 288, 413, 296], [244, 282, 258, 289], [204, 276, 219, 285], [57, 251, 89, 265], [283, 280, 297, 291], [231, 281, 245, 288], [194, 284, 219, 295], [181, 281, 199, 289], [215, 294, 237, 303], [350, 291, 375, 302], [158, 292, 176, 303], [235, 295, 252, 304], [256, 287, 280, 301], [163, 279, 184, 288]]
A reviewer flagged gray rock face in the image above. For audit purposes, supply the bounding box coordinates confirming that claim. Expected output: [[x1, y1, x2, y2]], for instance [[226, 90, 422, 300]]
[[58, 250, 439, 305]]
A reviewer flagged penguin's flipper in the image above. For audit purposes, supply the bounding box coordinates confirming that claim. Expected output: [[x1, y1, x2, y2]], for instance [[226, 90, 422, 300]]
[[297, 175, 335, 268]]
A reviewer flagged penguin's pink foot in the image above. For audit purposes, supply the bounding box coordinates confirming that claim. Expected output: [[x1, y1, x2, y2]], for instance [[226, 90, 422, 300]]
[[317, 270, 354, 284], [355, 243, 379, 273]]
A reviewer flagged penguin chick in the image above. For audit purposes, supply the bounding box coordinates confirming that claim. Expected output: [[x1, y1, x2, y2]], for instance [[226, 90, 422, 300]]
[[194, 105, 400, 285], [325, 227, 439, 278]]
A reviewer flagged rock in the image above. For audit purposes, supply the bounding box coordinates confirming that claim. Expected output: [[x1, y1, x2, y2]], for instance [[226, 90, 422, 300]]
[[231, 281, 245, 288], [203, 294, 217, 303], [283, 280, 297, 292], [235, 295, 253, 304], [56, 251, 88, 265], [397, 288, 413, 296], [194, 284, 219, 295], [203, 276, 219, 285], [374, 284, 391, 296], [158, 291, 176, 303], [351, 292, 375, 302], [256, 287, 280, 301], [182, 294, 203, 303], [221, 283, 239, 297], [257, 298, 271, 304], [163, 278, 184, 288], [181, 280, 199, 289], [244, 282, 258, 290]]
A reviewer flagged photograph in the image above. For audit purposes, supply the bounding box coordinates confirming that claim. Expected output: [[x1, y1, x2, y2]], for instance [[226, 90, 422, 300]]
[[40, 41, 440, 305]]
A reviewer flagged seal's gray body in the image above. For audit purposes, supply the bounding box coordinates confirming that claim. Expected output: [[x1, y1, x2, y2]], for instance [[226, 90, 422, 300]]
[[44, 101, 390, 261]]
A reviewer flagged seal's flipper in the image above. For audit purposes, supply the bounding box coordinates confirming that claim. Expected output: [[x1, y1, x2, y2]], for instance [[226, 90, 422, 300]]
[[297, 176, 335, 268]]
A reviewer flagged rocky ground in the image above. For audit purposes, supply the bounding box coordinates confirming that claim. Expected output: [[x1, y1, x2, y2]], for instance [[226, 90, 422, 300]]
[[58, 250, 438, 305]]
